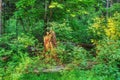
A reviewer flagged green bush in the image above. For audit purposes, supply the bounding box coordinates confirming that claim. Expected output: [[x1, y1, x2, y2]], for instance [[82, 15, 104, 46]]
[[18, 33, 38, 49], [70, 18, 92, 43], [96, 39, 120, 66], [50, 22, 73, 41], [0, 33, 38, 68], [89, 12, 120, 43], [56, 42, 88, 64], [92, 63, 119, 77]]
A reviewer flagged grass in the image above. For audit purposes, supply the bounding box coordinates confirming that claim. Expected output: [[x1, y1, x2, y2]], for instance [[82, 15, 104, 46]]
[[19, 69, 116, 80]]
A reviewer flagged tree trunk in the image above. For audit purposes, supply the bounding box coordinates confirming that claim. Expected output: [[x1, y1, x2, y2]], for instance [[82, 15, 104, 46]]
[[106, 0, 110, 18], [43, 0, 58, 62], [0, 0, 2, 36], [44, 0, 52, 33], [44, 0, 48, 34], [110, 0, 113, 7]]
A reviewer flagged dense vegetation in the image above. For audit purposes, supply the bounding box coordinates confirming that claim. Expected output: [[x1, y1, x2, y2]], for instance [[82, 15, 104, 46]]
[[0, 0, 120, 80]]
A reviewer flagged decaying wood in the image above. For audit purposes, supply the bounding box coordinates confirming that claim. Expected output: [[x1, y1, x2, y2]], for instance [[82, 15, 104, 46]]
[[1, 56, 10, 61], [42, 66, 66, 72], [80, 43, 95, 49], [43, 30, 60, 63], [50, 30, 57, 47], [26, 61, 99, 73], [44, 32, 53, 52], [44, 30, 57, 52]]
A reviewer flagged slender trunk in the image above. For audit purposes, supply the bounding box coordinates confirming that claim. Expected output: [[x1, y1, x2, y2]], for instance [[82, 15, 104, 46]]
[[44, 0, 52, 34], [0, 0, 2, 36], [43, 0, 57, 51], [106, 0, 109, 18], [110, 0, 113, 7], [110, 0, 113, 16], [44, 0, 48, 34]]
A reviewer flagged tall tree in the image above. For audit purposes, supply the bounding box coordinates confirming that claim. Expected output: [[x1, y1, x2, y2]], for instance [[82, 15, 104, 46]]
[[44, 0, 52, 33]]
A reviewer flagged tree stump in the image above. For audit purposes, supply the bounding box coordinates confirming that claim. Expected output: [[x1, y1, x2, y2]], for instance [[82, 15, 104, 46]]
[[44, 30, 56, 52], [43, 30, 60, 63]]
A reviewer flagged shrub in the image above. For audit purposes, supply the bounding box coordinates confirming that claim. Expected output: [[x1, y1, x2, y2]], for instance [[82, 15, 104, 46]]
[[56, 42, 88, 64], [91, 63, 120, 80], [50, 22, 73, 41], [89, 12, 120, 43], [95, 39, 120, 66], [18, 33, 38, 49]]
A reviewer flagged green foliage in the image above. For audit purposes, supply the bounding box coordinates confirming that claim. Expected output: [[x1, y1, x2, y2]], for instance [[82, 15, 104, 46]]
[[14, 0, 43, 33], [5, 18, 17, 33], [0, 33, 37, 52], [0, 33, 17, 56], [108, 3, 120, 15], [18, 33, 38, 49], [92, 63, 119, 77], [70, 18, 92, 43], [31, 20, 44, 37], [16, 0, 36, 8], [49, 2, 64, 9], [1, 54, 34, 80], [89, 12, 120, 44], [96, 39, 120, 65], [56, 42, 88, 64], [51, 22, 73, 41], [1, 0, 120, 80]]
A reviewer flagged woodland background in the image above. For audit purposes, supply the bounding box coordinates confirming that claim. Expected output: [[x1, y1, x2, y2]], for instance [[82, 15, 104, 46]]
[[0, 0, 120, 80]]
